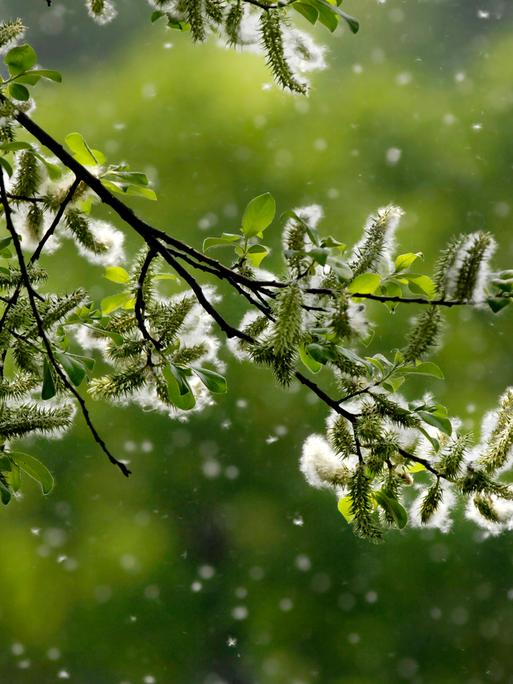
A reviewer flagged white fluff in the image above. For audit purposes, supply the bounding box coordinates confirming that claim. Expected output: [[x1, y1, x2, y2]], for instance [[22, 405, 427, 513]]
[[465, 496, 513, 537], [409, 480, 456, 534], [300, 433, 344, 490], [351, 205, 404, 275], [75, 219, 125, 266], [87, 0, 118, 25]]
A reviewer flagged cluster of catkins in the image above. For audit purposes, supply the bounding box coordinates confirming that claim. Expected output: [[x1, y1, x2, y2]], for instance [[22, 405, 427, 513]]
[[272, 206, 511, 541], [84, 0, 327, 93]]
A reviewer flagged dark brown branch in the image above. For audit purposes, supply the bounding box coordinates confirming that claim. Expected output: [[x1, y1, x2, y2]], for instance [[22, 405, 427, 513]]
[[134, 249, 162, 351], [165, 246, 273, 317], [346, 293, 466, 308], [398, 446, 441, 478], [294, 370, 356, 423], [164, 253, 253, 342], [241, 0, 292, 10], [7, 194, 46, 204], [31, 178, 80, 263]]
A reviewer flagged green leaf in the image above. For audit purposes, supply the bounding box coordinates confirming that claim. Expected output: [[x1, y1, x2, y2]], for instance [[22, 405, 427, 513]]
[[73, 354, 95, 371], [487, 297, 511, 314], [154, 273, 179, 282], [11, 72, 40, 86], [405, 274, 437, 299], [418, 410, 452, 436], [322, 236, 346, 250], [33, 152, 62, 180], [418, 426, 440, 453], [101, 178, 156, 200], [347, 272, 381, 294], [337, 346, 370, 369], [10, 452, 54, 495], [309, 247, 330, 266], [167, 18, 190, 31], [407, 462, 426, 473], [246, 244, 270, 268], [6, 462, 21, 493], [403, 361, 444, 380], [163, 364, 196, 410], [65, 132, 105, 166], [0, 480, 11, 505], [203, 234, 241, 251], [383, 375, 405, 393], [27, 69, 62, 83], [2, 349, 16, 380], [4, 44, 37, 75], [0, 157, 13, 177], [373, 490, 408, 529], [299, 343, 323, 374], [8, 83, 30, 101], [104, 266, 130, 284], [312, 0, 359, 32], [241, 193, 276, 237], [56, 353, 86, 387], [191, 367, 227, 394], [125, 184, 157, 201], [382, 280, 403, 311], [0, 141, 32, 152], [293, 2, 319, 24], [306, 342, 336, 365], [306, 0, 338, 31], [104, 171, 149, 186], [337, 496, 355, 522], [41, 358, 56, 400], [100, 292, 132, 315], [122, 297, 135, 311], [394, 252, 422, 272]]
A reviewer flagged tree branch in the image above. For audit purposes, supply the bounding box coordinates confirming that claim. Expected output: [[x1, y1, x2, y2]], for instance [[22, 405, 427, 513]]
[[134, 248, 162, 352], [0, 173, 131, 478]]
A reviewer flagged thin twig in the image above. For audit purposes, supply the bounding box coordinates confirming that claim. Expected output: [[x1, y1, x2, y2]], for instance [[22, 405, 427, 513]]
[[0, 177, 80, 334], [7, 194, 46, 204], [134, 248, 162, 351], [164, 253, 253, 342], [398, 446, 441, 478], [0, 174, 131, 478], [31, 178, 80, 262]]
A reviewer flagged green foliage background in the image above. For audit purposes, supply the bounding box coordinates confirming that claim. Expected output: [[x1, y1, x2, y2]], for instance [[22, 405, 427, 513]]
[[1, 0, 513, 681]]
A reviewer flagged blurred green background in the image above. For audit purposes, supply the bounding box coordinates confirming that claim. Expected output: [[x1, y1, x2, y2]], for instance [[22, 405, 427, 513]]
[[1, 0, 513, 682]]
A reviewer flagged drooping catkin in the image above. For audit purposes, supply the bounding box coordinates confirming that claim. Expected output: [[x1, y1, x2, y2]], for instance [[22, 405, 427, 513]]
[[420, 477, 442, 523], [225, 0, 243, 45], [184, 0, 206, 41], [12, 151, 41, 200], [403, 306, 442, 363], [259, 10, 307, 94], [349, 464, 383, 542], [444, 232, 496, 302], [480, 388, 513, 473], [65, 208, 108, 255]]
